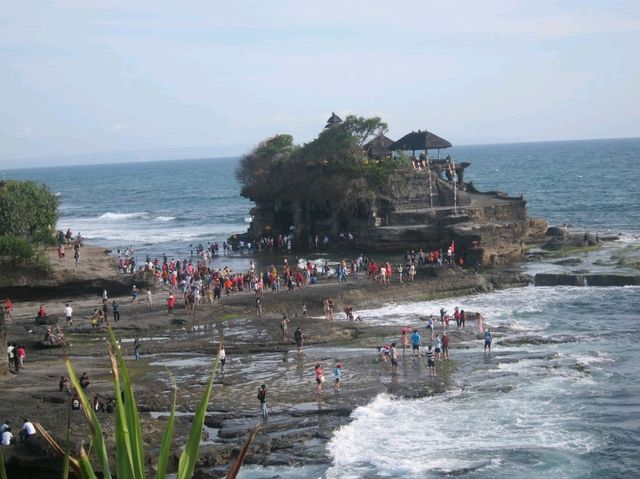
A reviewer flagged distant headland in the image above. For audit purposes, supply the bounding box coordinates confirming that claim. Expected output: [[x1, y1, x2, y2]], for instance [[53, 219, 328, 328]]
[[232, 113, 546, 266]]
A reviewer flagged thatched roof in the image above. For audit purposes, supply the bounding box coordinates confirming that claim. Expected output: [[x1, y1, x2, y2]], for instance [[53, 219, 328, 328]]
[[363, 134, 394, 157], [325, 112, 343, 128], [389, 130, 452, 151]]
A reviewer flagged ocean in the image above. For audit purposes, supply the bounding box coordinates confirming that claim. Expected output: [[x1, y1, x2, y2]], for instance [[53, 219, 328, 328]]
[[5, 137, 640, 478]]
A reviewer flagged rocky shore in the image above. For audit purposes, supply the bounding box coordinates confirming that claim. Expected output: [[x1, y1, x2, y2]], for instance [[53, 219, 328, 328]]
[[0, 246, 531, 477]]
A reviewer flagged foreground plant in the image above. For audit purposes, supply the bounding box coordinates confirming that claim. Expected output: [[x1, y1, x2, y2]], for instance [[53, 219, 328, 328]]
[[36, 326, 225, 479]]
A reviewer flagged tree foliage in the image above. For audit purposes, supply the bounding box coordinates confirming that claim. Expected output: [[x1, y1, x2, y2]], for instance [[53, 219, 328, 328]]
[[0, 180, 58, 244], [235, 115, 391, 213]]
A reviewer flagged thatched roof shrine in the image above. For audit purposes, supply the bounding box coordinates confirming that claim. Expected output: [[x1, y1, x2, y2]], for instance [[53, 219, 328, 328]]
[[325, 112, 343, 128], [363, 133, 394, 158], [389, 130, 452, 151]]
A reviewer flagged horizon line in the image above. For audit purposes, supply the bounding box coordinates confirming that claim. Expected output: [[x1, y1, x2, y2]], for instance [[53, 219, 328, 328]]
[[2, 135, 638, 172]]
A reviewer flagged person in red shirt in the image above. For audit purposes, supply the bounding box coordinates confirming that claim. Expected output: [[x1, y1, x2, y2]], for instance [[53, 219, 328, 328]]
[[3, 298, 13, 321]]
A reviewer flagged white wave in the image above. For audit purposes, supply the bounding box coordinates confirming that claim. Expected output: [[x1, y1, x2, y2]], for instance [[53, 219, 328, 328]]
[[327, 382, 601, 478], [244, 216, 252, 223], [98, 211, 149, 220], [154, 216, 176, 222]]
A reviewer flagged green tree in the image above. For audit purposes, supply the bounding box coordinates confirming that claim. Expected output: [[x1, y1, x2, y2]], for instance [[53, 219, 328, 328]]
[[0, 180, 58, 244]]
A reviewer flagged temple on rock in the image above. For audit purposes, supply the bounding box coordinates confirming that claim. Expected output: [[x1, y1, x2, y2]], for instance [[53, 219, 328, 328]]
[[235, 116, 539, 266]]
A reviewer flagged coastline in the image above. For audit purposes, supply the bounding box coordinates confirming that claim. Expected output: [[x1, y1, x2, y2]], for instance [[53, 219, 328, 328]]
[[0, 244, 529, 476]]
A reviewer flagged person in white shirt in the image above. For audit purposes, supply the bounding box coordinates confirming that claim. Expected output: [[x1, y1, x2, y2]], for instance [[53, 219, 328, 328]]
[[64, 304, 73, 326], [1, 428, 13, 446], [20, 418, 36, 442]]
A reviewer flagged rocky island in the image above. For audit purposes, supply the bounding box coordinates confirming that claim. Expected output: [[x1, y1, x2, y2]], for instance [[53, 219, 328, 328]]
[[234, 113, 547, 266]]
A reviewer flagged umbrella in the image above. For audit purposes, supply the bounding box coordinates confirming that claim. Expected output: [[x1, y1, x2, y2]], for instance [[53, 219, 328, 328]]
[[389, 130, 452, 151], [400, 326, 414, 333]]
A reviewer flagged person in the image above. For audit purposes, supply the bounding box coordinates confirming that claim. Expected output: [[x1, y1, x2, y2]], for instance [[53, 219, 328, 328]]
[[37, 305, 47, 318], [166, 294, 175, 316], [0, 421, 9, 435], [131, 285, 138, 303], [476, 312, 484, 334], [389, 343, 398, 373], [426, 345, 436, 377], [145, 288, 152, 309], [79, 372, 90, 389], [59, 376, 70, 393], [64, 303, 73, 326], [1, 427, 13, 446], [315, 364, 325, 395], [133, 337, 141, 360], [92, 394, 105, 413], [411, 329, 421, 357], [401, 331, 408, 356], [434, 334, 442, 360], [17, 345, 26, 369], [219, 344, 226, 373], [441, 332, 450, 361], [20, 418, 36, 442], [3, 298, 12, 321], [334, 363, 342, 391], [112, 301, 120, 322], [460, 310, 466, 329], [257, 384, 268, 422], [426, 317, 434, 339], [255, 296, 262, 318], [280, 315, 288, 340], [302, 304, 308, 319], [294, 327, 304, 352], [483, 329, 493, 353], [74, 248, 80, 266], [377, 344, 390, 362], [102, 289, 109, 301], [71, 395, 81, 411]]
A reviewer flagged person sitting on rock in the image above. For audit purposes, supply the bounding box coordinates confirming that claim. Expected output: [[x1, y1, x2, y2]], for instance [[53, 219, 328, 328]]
[[1, 427, 14, 446], [20, 418, 36, 442], [37, 305, 47, 318]]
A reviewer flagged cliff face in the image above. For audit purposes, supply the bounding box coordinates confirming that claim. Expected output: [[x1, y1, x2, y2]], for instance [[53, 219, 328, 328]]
[[243, 167, 531, 265]]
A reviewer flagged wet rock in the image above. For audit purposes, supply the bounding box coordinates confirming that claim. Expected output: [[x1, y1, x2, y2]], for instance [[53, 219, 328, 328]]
[[551, 258, 582, 266], [535, 273, 640, 287], [497, 335, 578, 346]]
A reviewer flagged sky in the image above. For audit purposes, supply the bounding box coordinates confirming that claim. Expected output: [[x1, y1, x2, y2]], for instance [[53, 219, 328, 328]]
[[1, 0, 639, 168]]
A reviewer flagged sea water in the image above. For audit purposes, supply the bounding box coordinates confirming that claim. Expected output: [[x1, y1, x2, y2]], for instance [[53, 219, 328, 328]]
[[5, 138, 640, 477]]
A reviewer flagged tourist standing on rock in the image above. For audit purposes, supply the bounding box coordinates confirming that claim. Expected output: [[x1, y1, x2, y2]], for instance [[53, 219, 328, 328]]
[[483, 329, 493, 353], [460, 310, 466, 329], [434, 334, 442, 360], [255, 295, 263, 318], [64, 304, 73, 326], [476, 312, 484, 334], [294, 327, 304, 352], [442, 332, 450, 360], [401, 331, 408, 356], [131, 285, 139, 303], [411, 329, 421, 357], [133, 337, 141, 360], [426, 346, 436, 377], [145, 288, 152, 309], [327, 298, 334, 320], [389, 343, 398, 373], [257, 384, 268, 422], [112, 301, 120, 322], [166, 294, 175, 316], [334, 363, 342, 391], [3, 298, 12, 321], [219, 344, 226, 373], [280, 315, 289, 340], [315, 364, 325, 395]]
